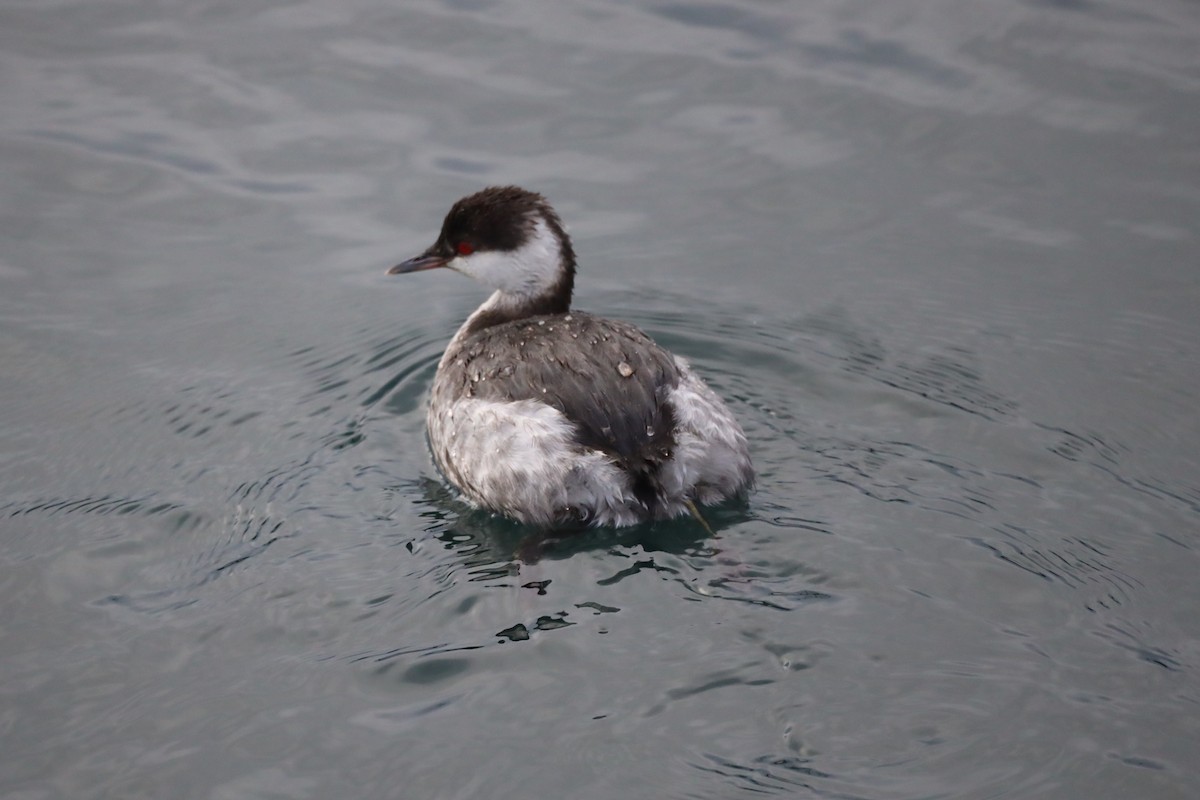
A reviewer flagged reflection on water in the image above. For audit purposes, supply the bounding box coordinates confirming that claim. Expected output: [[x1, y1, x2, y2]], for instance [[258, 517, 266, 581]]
[[2, 0, 1198, 797]]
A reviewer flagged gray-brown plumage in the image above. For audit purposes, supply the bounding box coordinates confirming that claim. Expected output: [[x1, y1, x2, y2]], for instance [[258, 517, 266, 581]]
[[437, 312, 680, 510], [388, 186, 752, 527]]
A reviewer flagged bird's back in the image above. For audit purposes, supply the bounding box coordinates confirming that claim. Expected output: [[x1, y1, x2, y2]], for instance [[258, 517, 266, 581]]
[[434, 312, 679, 489]]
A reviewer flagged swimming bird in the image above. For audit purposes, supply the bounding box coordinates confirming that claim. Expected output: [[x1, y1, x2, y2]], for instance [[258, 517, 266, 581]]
[[388, 186, 752, 527]]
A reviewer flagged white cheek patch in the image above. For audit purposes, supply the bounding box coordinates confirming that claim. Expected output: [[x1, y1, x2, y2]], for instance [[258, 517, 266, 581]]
[[451, 218, 561, 297]]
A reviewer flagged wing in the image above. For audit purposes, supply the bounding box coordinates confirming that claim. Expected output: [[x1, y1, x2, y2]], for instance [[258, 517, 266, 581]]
[[446, 313, 681, 470]]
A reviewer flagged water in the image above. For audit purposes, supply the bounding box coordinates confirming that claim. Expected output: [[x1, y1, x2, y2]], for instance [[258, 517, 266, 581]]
[[2, 1, 1198, 797]]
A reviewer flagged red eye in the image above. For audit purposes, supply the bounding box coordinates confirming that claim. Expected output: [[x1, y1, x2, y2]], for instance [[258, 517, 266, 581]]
[[456, 241, 474, 256]]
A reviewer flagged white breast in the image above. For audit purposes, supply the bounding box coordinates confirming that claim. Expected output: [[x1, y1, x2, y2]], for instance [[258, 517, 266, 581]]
[[428, 396, 646, 527]]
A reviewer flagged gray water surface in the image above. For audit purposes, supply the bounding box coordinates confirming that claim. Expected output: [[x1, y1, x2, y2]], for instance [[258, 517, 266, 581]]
[[2, 1, 1198, 798]]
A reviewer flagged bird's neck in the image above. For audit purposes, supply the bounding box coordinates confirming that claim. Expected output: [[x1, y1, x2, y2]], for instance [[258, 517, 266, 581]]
[[457, 243, 575, 336]]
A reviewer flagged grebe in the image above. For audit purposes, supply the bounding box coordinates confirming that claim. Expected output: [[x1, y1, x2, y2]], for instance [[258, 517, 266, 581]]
[[388, 186, 752, 527]]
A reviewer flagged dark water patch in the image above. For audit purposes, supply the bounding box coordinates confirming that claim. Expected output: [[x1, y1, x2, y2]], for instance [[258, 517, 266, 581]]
[[496, 623, 530, 641], [1133, 478, 1200, 518], [350, 640, 485, 667], [321, 415, 366, 451], [1044, 424, 1128, 466], [496, 613, 575, 642], [1040, 423, 1200, 516], [399, 657, 472, 685], [596, 555, 680, 586], [755, 509, 834, 536], [969, 529, 1142, 609], [643, 670, 779, 720], [681, 574, 835, 612], [1154, 530, 1192, 550], [4, 493, 181, 519], [1109, 754, 1166, 770], [662, 670, 775, 704], [107, 385, 265, 442], [652, 3, 793, 44], [1093, 623, 1184, 672], [688, 752, 843, 798], [231, 455, 323, 504], [576, 600, 619, 614], [801, 28, 973, 89], [198, 508, 286, 577]]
